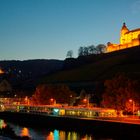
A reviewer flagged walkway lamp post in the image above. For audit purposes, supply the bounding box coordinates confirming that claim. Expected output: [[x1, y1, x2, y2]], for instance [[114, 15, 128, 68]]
[[25, 96, 30, 105], [83, 97, 89, 107], [129, 99, 135, 116], [50, 98, 56, 105]]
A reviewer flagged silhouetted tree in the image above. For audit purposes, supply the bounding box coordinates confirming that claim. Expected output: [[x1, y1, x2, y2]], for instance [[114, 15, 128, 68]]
[[66, 50, 73, 58], [78, 44, 106, 57], [83, 47, 89, 55], [78, 47, 84, 56], [96, 44, 106, 54], [88, 45, 96, 54]]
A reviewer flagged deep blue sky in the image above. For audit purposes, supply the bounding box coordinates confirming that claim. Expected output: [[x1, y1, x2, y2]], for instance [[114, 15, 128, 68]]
[[0, 0, 140, 60]]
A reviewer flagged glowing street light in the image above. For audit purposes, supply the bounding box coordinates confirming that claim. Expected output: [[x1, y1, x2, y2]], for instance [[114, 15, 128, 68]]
[[129, 99, 135, 116], [50, 98, 54, 102], [25, 96, 30, 105], [83, 98, 89, 107], [83, 98, 87, 103], [50, 98, 56, 105]]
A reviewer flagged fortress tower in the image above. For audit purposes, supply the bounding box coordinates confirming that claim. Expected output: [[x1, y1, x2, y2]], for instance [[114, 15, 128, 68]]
[[120, 23, 129, 44]]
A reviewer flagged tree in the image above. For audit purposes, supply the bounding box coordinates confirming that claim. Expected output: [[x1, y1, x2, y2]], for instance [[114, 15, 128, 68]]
[[83, 47, 89, 56], [88, 45, 96, 54], [66, 50, 73, 58], [31, 84, 76, 105], [96, 44, 106, 54], [101, 74, 140, 111], [78, 47, 84, 56]]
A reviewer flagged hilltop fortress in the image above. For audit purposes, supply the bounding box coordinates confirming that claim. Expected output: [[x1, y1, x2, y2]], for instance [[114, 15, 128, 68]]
[[107, 23, 140, 52]]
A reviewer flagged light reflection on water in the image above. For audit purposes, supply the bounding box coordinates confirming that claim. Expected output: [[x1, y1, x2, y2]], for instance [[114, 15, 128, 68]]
[[0, 119, 7, 129], [0, 120, 113, 140], [44, 130, 93, 140], [12, 126, 94, 140], [20, 127, 30, 137], [10, 125, 96, 140]]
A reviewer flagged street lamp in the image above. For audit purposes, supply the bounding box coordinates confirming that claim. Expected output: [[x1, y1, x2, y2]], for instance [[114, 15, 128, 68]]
[[129, 99, 135, 116], [50, 98, 56, 105], [83, 98, 87, 103], [25, 96, 30, 105], [83, 98, 89, 107]]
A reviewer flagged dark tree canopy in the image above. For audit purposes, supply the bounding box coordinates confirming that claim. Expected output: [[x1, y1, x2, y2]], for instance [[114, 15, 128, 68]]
[[66, 50, 73, 58], [78, 44, 106, 57], [96, 44, 106, 54], [31, 84, 76, 105], [101, 74, 140, 111], [78, 47, 84, 56]]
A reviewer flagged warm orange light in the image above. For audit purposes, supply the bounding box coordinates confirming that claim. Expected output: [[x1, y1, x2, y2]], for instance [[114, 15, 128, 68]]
[[129, 99, 133, 102], [20, 127, 30, 137], [2, 122, 7, 128], [50, 98, 54, 102], [107, 23, 140, 53], [50, 98, 56, 105], [0, 69, 4, 74], [83, 98, 87, 103], [46, 131, 54, 140], [0, 120, 7, 129], [128, 99, 135, 115]]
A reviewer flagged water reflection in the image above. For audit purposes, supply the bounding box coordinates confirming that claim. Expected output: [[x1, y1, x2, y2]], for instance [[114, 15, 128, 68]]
[[46, 131, 54, 140], [14, 126, 94, 140], [0, 119, 114, 140], [45, 130, 93, 140], [20, 127, 30, 137], [0, 119, 7, 129]]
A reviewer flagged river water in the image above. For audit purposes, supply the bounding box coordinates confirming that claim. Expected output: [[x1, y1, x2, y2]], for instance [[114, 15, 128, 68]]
[[0, 119, 115, 140]]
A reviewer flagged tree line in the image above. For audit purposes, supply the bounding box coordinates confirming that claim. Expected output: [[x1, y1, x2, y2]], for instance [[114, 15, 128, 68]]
[[30, 74, 140, 114], [66, 44, 106, 58]]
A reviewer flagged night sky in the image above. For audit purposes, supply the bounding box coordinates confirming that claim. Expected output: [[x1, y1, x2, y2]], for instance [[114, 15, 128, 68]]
[[0, 0, 140, 60]]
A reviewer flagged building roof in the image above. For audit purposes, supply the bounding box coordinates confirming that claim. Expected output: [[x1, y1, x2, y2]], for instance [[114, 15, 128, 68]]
[[125, 28, 140, 34], [122, 22, 129, 31]]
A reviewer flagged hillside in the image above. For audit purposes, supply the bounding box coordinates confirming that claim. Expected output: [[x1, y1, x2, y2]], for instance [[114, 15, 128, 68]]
[[41, 46, 140, 87], [0, 59, 63, 90]]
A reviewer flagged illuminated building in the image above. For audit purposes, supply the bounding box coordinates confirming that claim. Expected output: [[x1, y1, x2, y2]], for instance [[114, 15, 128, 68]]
[[107, 23, 140, 52]]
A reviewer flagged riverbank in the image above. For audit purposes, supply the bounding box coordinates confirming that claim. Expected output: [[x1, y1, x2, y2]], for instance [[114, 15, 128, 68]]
[[0, 111, 140, 139]]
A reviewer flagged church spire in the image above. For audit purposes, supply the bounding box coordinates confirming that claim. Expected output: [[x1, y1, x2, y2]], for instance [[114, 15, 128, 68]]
[[123, 22, 126, 26], [121, 22, 129, 33]]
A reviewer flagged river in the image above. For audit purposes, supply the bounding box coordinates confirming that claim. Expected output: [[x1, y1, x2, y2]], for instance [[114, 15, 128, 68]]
[[0, 119, 115, 140]]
